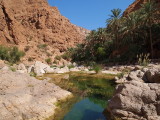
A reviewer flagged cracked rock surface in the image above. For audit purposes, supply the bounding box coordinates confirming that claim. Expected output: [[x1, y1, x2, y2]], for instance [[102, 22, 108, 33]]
[[108, 65, 160, 120], [0, 70, 71, 120], [0, 0, 89, 63]]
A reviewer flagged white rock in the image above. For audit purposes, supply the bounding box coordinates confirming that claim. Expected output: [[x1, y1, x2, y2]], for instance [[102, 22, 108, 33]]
[[73, 62, 77, 67], [86, 71, 96, 74], [70, 67, 80, 72], [0, 71, 71, 120], [44, 67, 55, 74], [16, 70, 26, 73], [61, 66, 69, 73], [1, 66, 10, 71], [84, 68, 89, 72], [101, 70, 120, 75], [17, 63, 27, 73], [34, 61, 50, 76]]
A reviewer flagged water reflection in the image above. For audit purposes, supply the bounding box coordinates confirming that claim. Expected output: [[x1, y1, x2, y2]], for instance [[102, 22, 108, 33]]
[[45, 73, 115, 120]]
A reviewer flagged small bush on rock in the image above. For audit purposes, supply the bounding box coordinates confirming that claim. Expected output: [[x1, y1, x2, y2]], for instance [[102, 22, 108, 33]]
[[61, 52, 71, 60], [10, 67, 16, 72], [53, 60, 58, 64], [67, 64, 74, 69], [45, 58, 52, 64], [37, 44, 47, 49], [93, 64, 102, 74], [0, 45, 25, 64], [30, 72, 37, 77], [55, 55, 61, 61]]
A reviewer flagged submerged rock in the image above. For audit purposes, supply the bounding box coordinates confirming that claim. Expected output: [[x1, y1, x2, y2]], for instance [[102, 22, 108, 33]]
[[0, 70, 71, 120]]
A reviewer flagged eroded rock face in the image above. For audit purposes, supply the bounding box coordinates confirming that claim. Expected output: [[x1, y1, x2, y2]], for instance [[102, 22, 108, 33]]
[[0, 70, 71, 120], [108, 66, 160, 120], [123, 0, 160, 16], [0, 0, 89, 63]]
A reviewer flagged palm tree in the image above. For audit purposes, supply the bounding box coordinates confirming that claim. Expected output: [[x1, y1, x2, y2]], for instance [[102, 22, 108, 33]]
[[96, 28, 107, 44], [141, 0, 158, 58], [122, 11, 142, 43], [106, 8, 122, 48]]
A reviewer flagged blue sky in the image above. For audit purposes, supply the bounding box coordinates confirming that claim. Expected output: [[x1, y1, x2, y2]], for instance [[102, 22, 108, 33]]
[[48, 0, 135, 30]]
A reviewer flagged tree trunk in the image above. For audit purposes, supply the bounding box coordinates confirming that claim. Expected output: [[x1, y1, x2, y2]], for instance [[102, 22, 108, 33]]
[[149, 27, 153, 59]]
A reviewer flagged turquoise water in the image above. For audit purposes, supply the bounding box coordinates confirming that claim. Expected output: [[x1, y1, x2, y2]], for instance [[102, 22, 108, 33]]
[[46, 73, 115, 120], [63, 98, 106, 120]]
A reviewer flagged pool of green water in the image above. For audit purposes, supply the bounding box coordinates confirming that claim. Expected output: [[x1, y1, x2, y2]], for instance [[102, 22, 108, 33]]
[[45, 73, 116, 120]]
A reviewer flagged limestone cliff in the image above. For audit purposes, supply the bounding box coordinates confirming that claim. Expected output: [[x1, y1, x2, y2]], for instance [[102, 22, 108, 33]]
[[0, 0, 89, 63]]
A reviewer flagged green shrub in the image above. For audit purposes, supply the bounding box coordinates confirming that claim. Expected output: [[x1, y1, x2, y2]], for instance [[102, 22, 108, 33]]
[[50, 65, 57, 68], [10, 67, 16, 72], [53, 60, 58, 64], [55, 55, 61, 61], [37, 44, 47, 49], [0, 45, 9, 61], [60, 65, 65, 68], [8, 47, 25, 63], [93, 64, 102, 74], [30, 72, 37, 77], [61, 52, 71, 60], [67, 64, 74, 69], [45, 58, 52, 64], [97, 47, 106, 56], [28, 84, 34, 87], [0, 45, 25, 64]]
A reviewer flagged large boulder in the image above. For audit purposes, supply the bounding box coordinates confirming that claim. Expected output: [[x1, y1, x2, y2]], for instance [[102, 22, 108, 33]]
[[0, 70, 71, 120], [108, 82, 160, 120], [127, 70, 144, 82], [108, 67, 160, 120], [34, 61, 50, 76], [144, 69, 160, 83], [44, 67, 55, 74], [54, 66, 69, 74], [17, 63, 27, 73], [70, 67, 80, 72], [1, 66, 10, 71]]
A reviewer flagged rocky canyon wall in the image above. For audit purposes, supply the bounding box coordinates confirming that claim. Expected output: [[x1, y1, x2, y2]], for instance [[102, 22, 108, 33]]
[[0, 0, 89, 63], [123, 0, 160, 16]]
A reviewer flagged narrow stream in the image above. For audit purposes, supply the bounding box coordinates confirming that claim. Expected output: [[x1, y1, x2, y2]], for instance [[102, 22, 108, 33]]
[[45, 72, 116, 120]]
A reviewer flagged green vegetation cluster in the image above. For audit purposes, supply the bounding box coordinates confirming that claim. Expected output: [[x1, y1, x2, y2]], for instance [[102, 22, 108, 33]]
[[0, 45, 25, 64], [46, 73, 116, 120], [65, 1, 160, 64]]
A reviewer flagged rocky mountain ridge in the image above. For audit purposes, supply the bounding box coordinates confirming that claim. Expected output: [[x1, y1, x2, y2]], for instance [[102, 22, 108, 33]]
[[0, 0, 89, 63]]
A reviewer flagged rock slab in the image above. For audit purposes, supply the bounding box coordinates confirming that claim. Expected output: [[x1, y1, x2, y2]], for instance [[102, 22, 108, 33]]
[[0, 70, 71, 120], [108, 66, 160, 120]]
